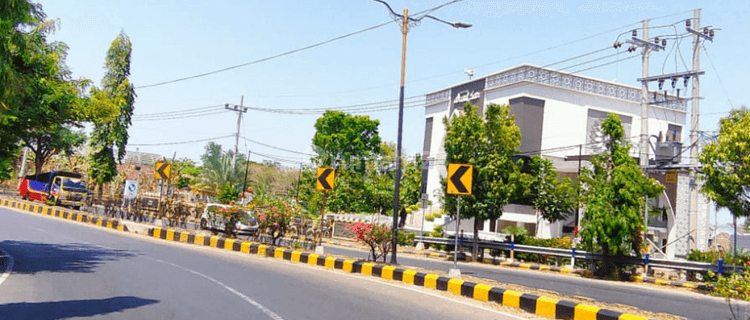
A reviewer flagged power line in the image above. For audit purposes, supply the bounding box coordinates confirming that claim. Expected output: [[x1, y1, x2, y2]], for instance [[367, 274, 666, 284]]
[[248, 96, 425, 115], [570, 54, 640, 74], [558, 51, 631, 71], [701, 43, 735, 109], [251, 150, 310, 165], [132, 104, 225, 117], [129, 134, 234, 146], [135, 21, 392, 89], [132, 109, 230, 121], [542, 46, 612, 68], [240, 136, 315, 157]]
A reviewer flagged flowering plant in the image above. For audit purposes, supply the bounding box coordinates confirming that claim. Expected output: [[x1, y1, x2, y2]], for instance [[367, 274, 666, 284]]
[[208, 205, 246, 237], [346, 222, 393, 262], [254, 196, 301, 245]]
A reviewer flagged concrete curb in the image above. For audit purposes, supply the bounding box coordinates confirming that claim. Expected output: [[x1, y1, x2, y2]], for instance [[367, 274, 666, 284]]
[[0, 199, 129, 233], [146, 226, 651, 320], [416, 250, 709, 291]]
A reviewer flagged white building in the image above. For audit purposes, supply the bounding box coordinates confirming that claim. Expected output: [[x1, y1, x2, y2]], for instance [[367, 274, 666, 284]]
[[420, 64, 709, 258]]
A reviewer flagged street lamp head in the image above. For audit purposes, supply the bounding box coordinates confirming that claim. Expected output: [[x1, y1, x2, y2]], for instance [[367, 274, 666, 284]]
[[452, 21, 472, 29]]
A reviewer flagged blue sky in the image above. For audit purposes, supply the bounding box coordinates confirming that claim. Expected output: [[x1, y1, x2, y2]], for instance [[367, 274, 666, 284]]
[[40, 1, 749, 226]]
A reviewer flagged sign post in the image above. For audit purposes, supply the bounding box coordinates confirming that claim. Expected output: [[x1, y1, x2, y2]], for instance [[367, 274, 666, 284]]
[[447, 164, 473, 278], [155, 161, 170, 215], [416, 193, 429, 250], [316, 168, 335, 252]]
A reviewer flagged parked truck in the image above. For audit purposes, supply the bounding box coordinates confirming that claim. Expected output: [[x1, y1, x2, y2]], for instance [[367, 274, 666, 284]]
[[19, 171, 88, 210]]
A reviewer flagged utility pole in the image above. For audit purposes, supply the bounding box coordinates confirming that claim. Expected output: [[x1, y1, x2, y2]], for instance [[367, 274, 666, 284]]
[[225, 96, 247, 168], [626, 10, 715, 254], [640, 19, 651, 168], [689, 9, 702, 253]]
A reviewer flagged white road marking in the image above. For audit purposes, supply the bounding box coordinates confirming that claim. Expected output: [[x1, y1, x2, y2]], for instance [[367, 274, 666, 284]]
[[148, 257, 284, 320], [28, 227, 46, 233], [288, 259, 530, 320], [0, 250, 14, 288]]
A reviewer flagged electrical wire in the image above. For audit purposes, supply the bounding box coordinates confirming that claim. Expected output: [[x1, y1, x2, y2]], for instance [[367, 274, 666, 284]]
[[129, 134, 235, 146], [132, 104, 226, 117], [570, 55, 640, 74], [136, 0, 465, 90], [241, 136, 315, 157], [542, 46, 612, 68], [135, 22, 392, 89], [132, 110, 230, 121], [558, 51, 627, 71], [701, 43, 735, 110]]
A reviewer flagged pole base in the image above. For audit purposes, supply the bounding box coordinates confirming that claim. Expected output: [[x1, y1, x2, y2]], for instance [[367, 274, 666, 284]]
[[448, 268, 461, 278], [415, 242, 424, 250]]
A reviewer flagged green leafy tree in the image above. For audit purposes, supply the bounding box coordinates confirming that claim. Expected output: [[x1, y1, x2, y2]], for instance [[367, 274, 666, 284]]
[[23, 125, 86, 174], [699, 108, 750, 219], [312, 110, 381, 169], [579, 114, 664, 274], [364, 143, 397, 216], [0, 2, 96, 179], [442, 103, 522, 258], [196, 142, 246, 195], [88, 31, 135, 196], [0, 1, 44, 169], [526, 156, 579, 223], [172, 158, 199, 189]]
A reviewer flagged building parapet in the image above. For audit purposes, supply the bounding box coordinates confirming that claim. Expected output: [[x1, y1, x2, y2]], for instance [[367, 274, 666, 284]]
[[482, 65, 686, 112]]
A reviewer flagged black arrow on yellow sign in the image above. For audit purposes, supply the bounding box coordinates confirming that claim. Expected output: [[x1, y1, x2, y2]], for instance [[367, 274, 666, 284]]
[[316, 167, 334, 191], [156, 161, 171, 180], [447, 164, 472, 195]]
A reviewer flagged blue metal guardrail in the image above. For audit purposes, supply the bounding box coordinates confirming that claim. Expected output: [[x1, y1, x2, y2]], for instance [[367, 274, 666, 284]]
[[415, 236, 743, 275]]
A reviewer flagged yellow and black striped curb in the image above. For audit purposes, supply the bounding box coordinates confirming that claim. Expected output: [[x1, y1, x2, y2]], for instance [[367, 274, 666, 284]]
[[147, 227, 649, 320], [629, 274, 711, 290], [0, 199, 128, 232], [422, 252, 709, 291]]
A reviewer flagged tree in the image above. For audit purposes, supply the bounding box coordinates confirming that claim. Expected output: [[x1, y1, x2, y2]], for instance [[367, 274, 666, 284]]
[[196, 142, 246, 195], [442, 103, 522, 258], [579, 114, 664, 274], [0, 0, 44, 171], [1, 2, 95, 179], [700, 108, 750, 218], [23, 125, 86, 174], [312, 110, 381, 169], [172, 158, 199, 189], [525, 156, 579, 223], [88, 31, 135, 196]]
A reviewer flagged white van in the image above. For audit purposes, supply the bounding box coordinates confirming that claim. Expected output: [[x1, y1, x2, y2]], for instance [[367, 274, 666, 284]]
[[199, 203, 258, 236]]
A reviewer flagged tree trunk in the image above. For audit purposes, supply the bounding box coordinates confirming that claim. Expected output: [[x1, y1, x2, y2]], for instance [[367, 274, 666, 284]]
[[97, 184, 103, 203]]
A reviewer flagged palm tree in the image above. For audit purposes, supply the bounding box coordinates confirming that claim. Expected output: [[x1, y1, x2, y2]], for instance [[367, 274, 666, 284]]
[[196, 142, 246, 195]]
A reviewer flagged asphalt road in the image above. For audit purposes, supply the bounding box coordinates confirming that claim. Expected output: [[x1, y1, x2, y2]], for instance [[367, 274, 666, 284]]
[[0, 206, 529, 320], [324, 246, 741, 320]]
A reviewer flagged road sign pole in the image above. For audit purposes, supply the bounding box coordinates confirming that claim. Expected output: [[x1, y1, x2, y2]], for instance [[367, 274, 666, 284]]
[[319, 190, 327, 246], [449, 196, 461, 277]]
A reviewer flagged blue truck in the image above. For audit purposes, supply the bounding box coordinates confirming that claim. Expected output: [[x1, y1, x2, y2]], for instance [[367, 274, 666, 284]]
[[19, 171, 88, 210]]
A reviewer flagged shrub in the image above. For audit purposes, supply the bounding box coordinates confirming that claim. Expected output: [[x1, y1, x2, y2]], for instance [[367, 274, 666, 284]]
[[397, 231, 415, 246], [425, 215, 435, 222], [426, 226, 446, 251], [254, 196, 301, 245], [688, 249, 750, 266], [346, 222, 393, 262], [712, 269, 750, 300], [502, 225, 529, 243]]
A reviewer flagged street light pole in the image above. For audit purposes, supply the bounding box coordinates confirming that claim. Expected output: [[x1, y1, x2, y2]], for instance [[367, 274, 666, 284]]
[[390, 7, 409, 265], [372, 0, 471, 265]]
